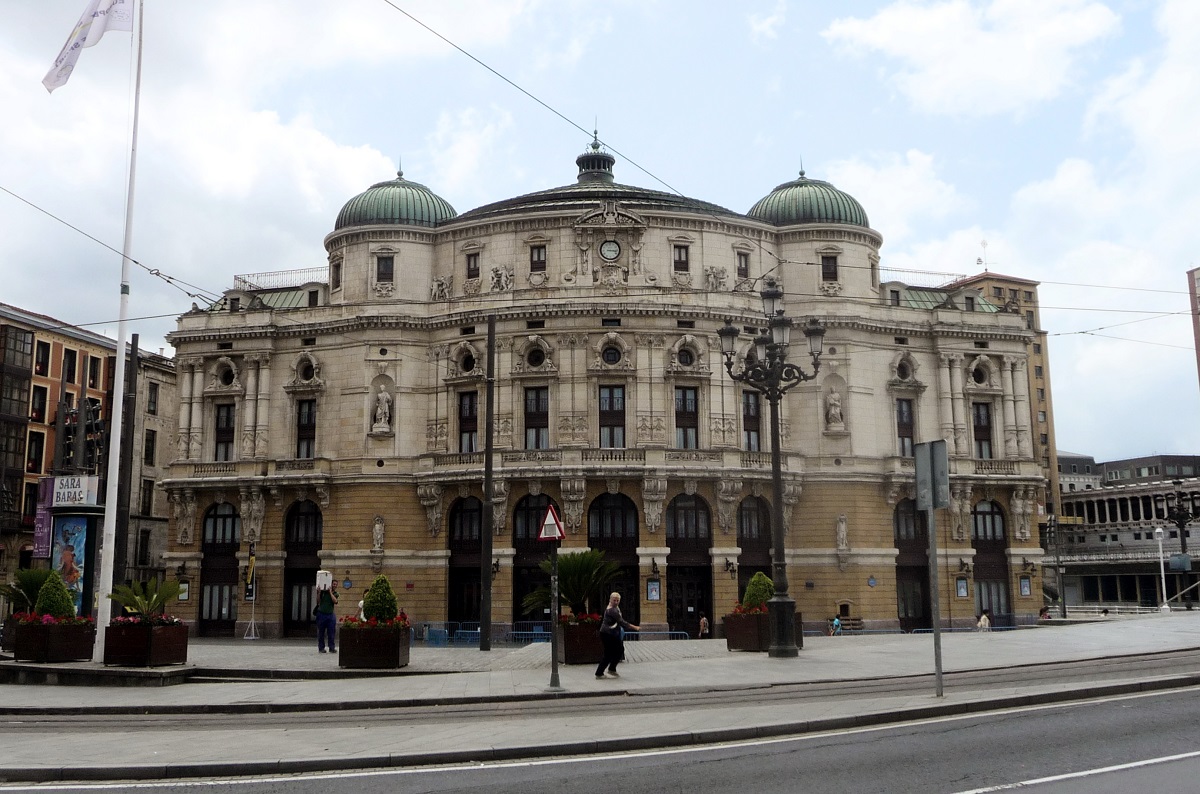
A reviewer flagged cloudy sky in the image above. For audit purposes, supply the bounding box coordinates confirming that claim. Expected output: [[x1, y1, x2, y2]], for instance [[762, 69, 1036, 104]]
[[2, 0, 1197, 462]]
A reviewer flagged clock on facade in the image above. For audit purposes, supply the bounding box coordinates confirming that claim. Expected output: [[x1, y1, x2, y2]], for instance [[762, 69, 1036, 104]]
[[599, 240, 621, 261]]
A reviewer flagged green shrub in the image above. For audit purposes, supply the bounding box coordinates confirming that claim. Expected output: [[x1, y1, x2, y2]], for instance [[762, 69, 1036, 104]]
[[362, 574, 398, 621], [742, 571, 775, 610], [34, 570, 77, 619]]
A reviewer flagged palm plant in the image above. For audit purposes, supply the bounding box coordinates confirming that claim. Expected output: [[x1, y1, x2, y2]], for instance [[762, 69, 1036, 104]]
[[108, 578, 181, 617], [521, 549, 621, 618], [0, 568, 53, 613]]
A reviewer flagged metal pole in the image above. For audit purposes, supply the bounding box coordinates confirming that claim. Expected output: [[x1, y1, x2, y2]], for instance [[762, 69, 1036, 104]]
[[479, 314, 496, 651], [1157, 529, 1170, 612], [766, 389, 797, 658], [926, 507, 943, 697], [548, 543, 562, 690]]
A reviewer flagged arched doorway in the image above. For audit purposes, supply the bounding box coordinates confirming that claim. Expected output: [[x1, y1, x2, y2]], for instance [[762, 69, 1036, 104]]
[[893, 498, 931, 632], [447, 496, 482, 626], [588, 492, 640, 625], [283, 500, 322, 637], [972, 500, 1011, 626], [736, 496, 771, 598], [513, 494, 556, 625], [665, 493, 712, 637], [199, 502, 240, 637]]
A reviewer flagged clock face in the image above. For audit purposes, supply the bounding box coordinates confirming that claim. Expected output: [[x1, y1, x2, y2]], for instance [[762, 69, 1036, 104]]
[[599, 240, 621, 261]]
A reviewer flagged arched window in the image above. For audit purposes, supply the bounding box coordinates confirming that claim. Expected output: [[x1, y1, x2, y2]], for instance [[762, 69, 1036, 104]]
[[666, 494, 710, 543], [449, 497, 482, 551], [972, 501, 1006, 541], [894, 499, 919, 543], [285, 500, 322, 546], [513, 494, 557, 546], [203, 503, 240, 545], [588, 493, 638, 549], [737, 497, 770, 546]]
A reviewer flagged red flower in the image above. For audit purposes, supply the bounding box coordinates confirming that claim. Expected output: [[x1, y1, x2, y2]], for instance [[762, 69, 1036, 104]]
[[340, 614, 411, 629], [730, 602, 767, 615]]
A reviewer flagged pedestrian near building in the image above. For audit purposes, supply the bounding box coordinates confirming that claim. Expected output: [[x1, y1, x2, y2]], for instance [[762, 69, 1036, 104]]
[[315, 581, 339, 652], [698, 613, 709, 639], [596, 592, 638, 679]]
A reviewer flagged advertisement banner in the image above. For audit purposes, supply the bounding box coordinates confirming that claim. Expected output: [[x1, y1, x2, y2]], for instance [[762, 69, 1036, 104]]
[[52, 476, 99, 508], [32, 477, 53, 558], [51, 515, 88, 615]]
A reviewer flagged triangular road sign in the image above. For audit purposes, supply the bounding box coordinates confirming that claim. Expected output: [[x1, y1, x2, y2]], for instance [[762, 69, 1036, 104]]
[[538, 504, 565, 541]]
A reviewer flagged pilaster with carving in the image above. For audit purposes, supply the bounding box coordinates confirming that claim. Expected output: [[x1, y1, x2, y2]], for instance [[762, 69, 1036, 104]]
[[642, 478, 668, 533], [560, 478, 587, 533], [950, 482, 973, 541], [781, 481, 802, 530], [716, 478, 742, 534], [490, 479, 510, 535], [418, 483, 444, 536], [239, 487, 266, 543], [170, 489, 197, 545]]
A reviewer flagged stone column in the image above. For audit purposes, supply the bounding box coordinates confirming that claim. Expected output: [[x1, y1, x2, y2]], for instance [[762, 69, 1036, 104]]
[[254, 354, 271, 458], [1013, 358, 1033, 458], [176, 359, 193, 460], [1000, 356, 1018, 459], [937, 353, 955, 448], [241, 357, 259, 459], [188, 359, 204, 460], [948, 354, 966, 456]]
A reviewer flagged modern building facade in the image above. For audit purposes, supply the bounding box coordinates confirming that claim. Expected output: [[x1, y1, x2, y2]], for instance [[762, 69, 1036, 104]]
[[162, 143, 1049, 639], [1057, 450, 1101, 493]]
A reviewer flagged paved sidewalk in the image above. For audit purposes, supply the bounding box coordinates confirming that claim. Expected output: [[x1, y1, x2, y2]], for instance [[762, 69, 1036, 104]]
[[2, 612, 1200, 782]]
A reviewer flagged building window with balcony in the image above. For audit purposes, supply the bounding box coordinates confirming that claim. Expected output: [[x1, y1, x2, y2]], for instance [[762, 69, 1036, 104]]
[[742, 391, 760, 451], [87, 356, 101, 389], [30, 386, 47, 423], [675, 386, 698, 449], [62, 349, 77, 384], [458, 391, 478, 453], [214, 404, 234, 462], [143, 428, 157, 466], [140, 478, 154, 516], [530, 245, 547, 273], [972, 500, 1006, 541], [673, 245, 690, 273], [896, 398, 914, 458], [376, 255, 394, 284], [736, 251, 749, 278], [972, 402, 993, 459], [524, 386, 549, 449], [296, 399, 316, 459], [598, 385, 625, 448], [26, 431, 44, 474], [821, 255, 838, 281], [466, 252, 480, 279], [147, 382, 159, 415], [34, 341, 50, 376]]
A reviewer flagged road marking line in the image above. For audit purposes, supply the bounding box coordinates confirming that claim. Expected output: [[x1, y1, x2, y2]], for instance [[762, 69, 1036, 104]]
[[954, 749, 1200, 792]]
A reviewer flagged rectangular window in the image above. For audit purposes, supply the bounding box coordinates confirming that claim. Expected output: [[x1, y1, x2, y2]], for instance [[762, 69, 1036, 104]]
[[524, 387, 549, 449], [530, 245, 547, 273], [376, 255, 394, 283], [972, 402, 993, 459], [1026, 310, 1035, 329], [674, 386, 698, 449], [143, 428, 157, 467], [458, 391, 478, 453], [140, 478, 154, 516], [146, 382, 159, 416], [673, 245, 690, 273], [1037, 388, 1046, 401], [136, 529, 152, 567], [736, 251, 749, 278], [331, 260, 342, 290], [598, 385, 625, 448], [821, 255, 838, 281], [26, 431, 44, 473], [62, 349, 77, 383], [22, 481, 38, 520], [1037, 410, 1046, 423], [896, 398, 914, 458], [466, 252, 480, 279], [742, 391, 761, 452], [308, 291, 319, 307], [214, 405, 234, 462], [1, 421, 25, 472], [1032, 343, 1042, 354], [889, 290, 901, 306], [1040, 433, 1049, 445], [34, 341, 50, 376], [30, 385, 47, 423], [993, 287, 1004, 298], [964, 296, 976, 312], [1009, 288, 1018, 300], [1023, 290, 1034, 301], [296, 399, 316, 459], [1, 375, 30, 418], [1034, 365, 1043, 378], [87, 356, 101, 389]]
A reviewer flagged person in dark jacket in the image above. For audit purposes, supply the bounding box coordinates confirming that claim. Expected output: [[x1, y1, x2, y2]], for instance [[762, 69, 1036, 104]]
[[596, 592, 638, 679]]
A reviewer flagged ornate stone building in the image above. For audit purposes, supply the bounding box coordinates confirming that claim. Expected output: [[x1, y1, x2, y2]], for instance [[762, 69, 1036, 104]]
[[162, 141, 1047, 637]]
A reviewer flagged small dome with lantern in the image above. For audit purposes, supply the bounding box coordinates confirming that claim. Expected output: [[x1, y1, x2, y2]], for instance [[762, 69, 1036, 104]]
[[748, 171, 869, 228]]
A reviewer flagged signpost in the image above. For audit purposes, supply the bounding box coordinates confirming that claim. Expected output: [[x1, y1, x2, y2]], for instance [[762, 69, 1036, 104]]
[[915, 440, 950, 697], [539, 504, 566, 691]]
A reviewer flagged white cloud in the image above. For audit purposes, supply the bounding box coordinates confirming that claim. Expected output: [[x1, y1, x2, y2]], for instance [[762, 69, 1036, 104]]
[[823, 0, 1120, 116], [749, 1, 787, 43], [425, 107, 517, 201]]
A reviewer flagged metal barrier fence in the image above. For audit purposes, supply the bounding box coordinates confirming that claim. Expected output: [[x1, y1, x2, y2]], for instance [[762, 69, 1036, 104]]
[[622, 631, 690, 641]]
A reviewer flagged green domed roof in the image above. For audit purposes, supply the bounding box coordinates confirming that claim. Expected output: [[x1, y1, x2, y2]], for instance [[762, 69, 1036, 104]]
[[334, 171, 457, 230], [748, 171, 869, 227]]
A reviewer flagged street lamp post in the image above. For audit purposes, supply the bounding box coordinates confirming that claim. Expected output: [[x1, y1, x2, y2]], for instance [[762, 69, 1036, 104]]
[[1155, 527, 1170, 613], [1157, 479, 1200, 606], [718, 277, 825, 658]]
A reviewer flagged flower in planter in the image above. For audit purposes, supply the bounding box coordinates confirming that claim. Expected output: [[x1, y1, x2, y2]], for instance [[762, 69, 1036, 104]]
[[10, 611, 94, 626], [727, 571, 775, 617], [110, 614, 184, 626], [731, 603, 768, 615], [107, 578, 182, 625], [342, 574, 408, 629], [340, 612, 410, 629], [559, 612, 602, 626]]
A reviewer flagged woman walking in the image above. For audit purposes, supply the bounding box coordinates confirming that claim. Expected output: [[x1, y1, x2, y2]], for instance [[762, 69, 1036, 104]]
[[596, 592, 638, 679]]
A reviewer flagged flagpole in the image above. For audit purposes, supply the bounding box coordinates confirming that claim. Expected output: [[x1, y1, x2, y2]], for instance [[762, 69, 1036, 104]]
[[93, 0, 144, 663]]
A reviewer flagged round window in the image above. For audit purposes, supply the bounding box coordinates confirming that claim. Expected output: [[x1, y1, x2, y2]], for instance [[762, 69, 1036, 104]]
[[461, 354, 475, 373], [300, 362, 315, 381], [896, 361, 911, 381], [678, 349, 694, 366], [219, 368, 234, 386], [602, 346, 622, 365], [973, 367, 987, 384], [527, 348, 546, 367]]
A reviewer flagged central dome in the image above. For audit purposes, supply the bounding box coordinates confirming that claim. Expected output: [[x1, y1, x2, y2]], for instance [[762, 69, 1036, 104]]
[[748, 171, 869, 227], [334, 171, 457, 230]]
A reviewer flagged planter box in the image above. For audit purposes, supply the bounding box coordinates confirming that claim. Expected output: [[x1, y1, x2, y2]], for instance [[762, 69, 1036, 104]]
[[103, 624, 189, 667], [13, 622, 96, 663], [556, 623, 604, 665], [1, 615, 16, 652], [723, 611, 805, 652], [339, 625, 410, 669]]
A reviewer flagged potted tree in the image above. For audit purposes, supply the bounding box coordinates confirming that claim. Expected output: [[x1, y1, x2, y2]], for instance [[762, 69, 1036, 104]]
[[103, 578, 188, 666], [522, 549, 620, 665], [339, 574, 410, 669], [724, 571, 774, 652], [12, 570, 95, 663], [0, 568, 52, 652]]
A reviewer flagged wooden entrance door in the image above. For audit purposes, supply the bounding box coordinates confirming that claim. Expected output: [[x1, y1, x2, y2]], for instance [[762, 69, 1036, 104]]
[[666, 565, 711, 638]]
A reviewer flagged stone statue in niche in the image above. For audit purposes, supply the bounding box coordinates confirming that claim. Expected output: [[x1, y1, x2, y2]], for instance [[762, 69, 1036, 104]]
[[372, 515, 385, 551], [836, 514, 849, 551], [430, 275, 452, 301], [825, 390, 845, 429], [373, 386, 392, 431]]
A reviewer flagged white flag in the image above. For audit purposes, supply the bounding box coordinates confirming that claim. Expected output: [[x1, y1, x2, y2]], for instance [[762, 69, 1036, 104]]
[[43, 0, 134, 93]]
